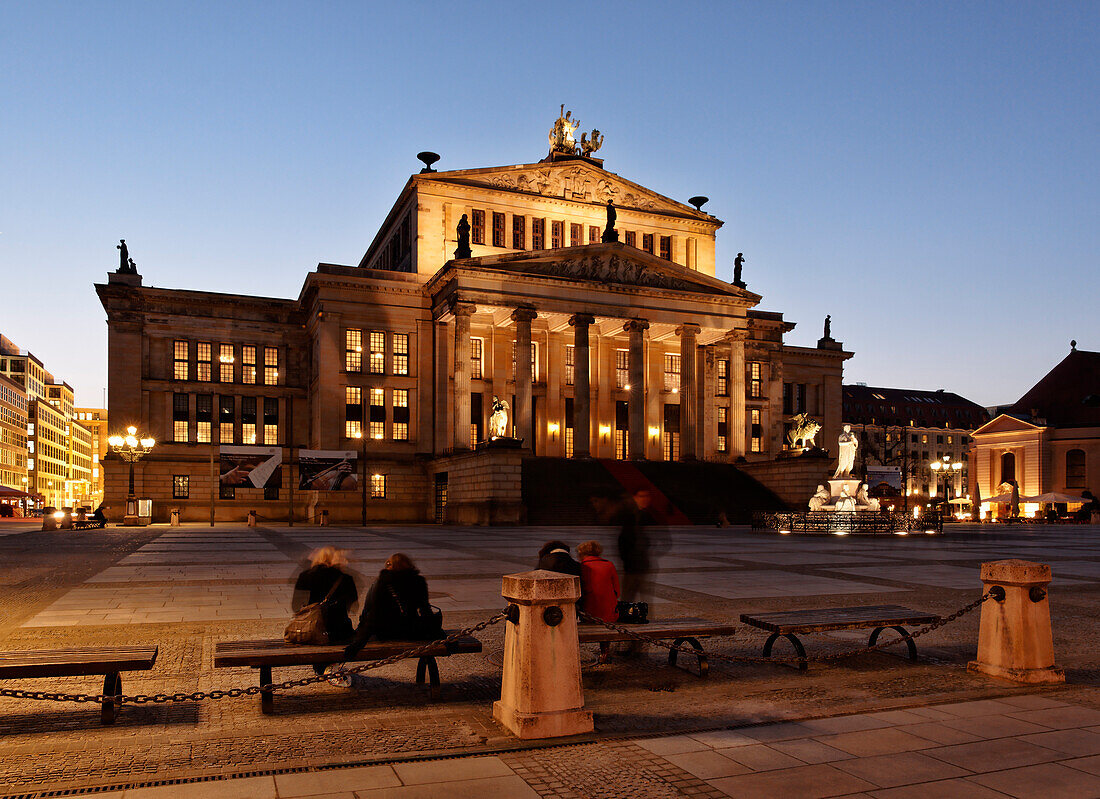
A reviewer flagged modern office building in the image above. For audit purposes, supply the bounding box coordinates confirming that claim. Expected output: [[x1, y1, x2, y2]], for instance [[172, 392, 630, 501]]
[[0, 372, 29, 508]]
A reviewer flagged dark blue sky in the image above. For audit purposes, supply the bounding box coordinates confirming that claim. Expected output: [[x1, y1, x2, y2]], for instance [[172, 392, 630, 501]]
[[2, 2, 1097, 407]]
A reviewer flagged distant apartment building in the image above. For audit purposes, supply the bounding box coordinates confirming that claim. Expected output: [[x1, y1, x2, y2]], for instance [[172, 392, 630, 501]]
[[0, 372, 29, 500], [843, 384, 988, 501], [0, 334, 95, 508], [75, 408, 108, 509]]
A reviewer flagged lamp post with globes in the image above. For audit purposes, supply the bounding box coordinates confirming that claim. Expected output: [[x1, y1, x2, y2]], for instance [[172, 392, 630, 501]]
[[930, 455, 963, 516], [107, 426, 155, 526]]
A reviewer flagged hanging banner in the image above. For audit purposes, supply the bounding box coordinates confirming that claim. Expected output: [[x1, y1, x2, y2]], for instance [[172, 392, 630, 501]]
[[219, 445, 282, 489], [298, 450, 359, 491]]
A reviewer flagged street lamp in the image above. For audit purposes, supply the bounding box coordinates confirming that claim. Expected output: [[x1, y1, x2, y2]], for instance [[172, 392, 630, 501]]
[[930, 455, 963, 511], [353, 430, 366, 526], [107, 425, 155, 526]]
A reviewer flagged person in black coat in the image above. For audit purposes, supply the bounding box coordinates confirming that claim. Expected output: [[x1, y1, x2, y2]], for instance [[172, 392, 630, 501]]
[[537, 540, 582, 577], [292, 547, 359, 676], [344, 553, 441, 659]]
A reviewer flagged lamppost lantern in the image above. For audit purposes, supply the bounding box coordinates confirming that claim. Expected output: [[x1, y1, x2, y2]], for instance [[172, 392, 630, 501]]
[[109, 426, 155, 526]]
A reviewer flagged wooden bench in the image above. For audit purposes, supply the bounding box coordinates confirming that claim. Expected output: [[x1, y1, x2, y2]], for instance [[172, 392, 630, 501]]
[[73, 520, 106, 530], [0, 645, 158, 724], [577, 618, 738, 677], [740, 605, 940, 671], [214, 635, 482, 714]]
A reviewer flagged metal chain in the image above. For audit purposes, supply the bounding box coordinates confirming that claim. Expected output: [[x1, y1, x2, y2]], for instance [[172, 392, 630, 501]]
[[579, 591, 993, 666], [0, 610, 508, 707]]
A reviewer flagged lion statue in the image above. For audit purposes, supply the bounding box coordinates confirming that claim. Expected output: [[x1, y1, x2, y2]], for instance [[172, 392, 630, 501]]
[[787, 412, 821, 450]]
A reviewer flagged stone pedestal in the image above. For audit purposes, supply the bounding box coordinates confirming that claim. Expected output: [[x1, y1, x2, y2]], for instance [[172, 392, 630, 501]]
[[828, 479, 861, 499], [968, 560, 1064, 685], [493, 570, 593, 739]]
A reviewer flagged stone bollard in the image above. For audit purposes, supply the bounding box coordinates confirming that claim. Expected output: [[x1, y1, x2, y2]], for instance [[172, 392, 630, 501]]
[[319, 509, 329, 526], [247, 510, 257, 528], [493, 569, 593, 740], [968, 560, 1064, 684], [170, 508, 181, 526]]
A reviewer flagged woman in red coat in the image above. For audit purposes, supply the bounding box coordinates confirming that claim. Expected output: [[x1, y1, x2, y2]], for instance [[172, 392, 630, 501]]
[[577, 540, 619, 663]]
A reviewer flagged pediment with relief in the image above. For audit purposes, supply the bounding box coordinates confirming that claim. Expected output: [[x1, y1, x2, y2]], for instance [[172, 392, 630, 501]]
[[973, 414, 1044, 437], [433, 162, 704, 217]]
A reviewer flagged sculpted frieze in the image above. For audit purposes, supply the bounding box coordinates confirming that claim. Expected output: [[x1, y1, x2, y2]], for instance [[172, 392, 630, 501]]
[[480, 166, 665, 210], [511, 253, 698, 292]]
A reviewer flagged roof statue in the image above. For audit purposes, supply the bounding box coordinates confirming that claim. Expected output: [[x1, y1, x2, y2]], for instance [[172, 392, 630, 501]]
[[580, 129, 603, 158], [601, 200, 619, 243], [733, 252, 746, 287], [454, 213, 472, 259], [549, 106, 604, 158], [116, 239, 137, 274]]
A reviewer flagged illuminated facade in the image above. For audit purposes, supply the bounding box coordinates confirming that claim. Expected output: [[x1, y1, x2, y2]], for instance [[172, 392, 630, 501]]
[[74, 408, 108, 510], [97, 128, 851, 523], [0, 373, 29, 502]]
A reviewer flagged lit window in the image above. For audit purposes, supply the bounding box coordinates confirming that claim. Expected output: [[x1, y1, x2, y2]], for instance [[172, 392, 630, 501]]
[[196, 394, 212, 443], [369, 332, 385, 375], [664, 354, 681, 392], [750, 408, 762, 453], [173, 393, 189, 442], [197, 342, 212, 382], [264, 398, 278, 445], [749, 362, 762, 398], [346, 329, 362, 372], [345, 387, 362, 438], [565, 345, 574, 386], [393, 333, 409, 376], [174, 340, 189, 380], [173, 475, 189, 499], [263, 347, 279, 385], [615, 349, 629, 390], [717, 406, 728, 453], [219, 344, 234, 383], [369, 387, 385, 439], [471, 337, 483, 380], [589, 225, 600, 244], [393, 388, 409, 441], [371, 473, 386, 499], [219, 395, 234, 443], [242, 346, 256, 384], [241, 396, 257, 445], [174, 420, 188, 442], [717, 359, 729, 397]]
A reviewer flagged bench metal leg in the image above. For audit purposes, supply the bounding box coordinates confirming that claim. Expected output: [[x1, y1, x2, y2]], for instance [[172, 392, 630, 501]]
[[259, 665, 274, 715], [669, 637, 708, 677], [101, 672, 120, 724], [763, 633, 808, 672], [416, 656, 441, 701], [869, 626, 918, 661]]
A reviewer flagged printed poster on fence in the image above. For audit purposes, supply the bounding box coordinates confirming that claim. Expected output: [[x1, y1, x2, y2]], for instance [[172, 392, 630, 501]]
[[298, 450, 358, 491], [219, 445, 282, 489]]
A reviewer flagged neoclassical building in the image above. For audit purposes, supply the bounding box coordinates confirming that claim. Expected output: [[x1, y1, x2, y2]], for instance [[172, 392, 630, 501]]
[[97, 119, 852, 523]]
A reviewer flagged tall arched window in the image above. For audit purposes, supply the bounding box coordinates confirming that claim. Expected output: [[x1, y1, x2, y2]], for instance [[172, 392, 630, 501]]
[[1000, 451, 1016, 485], [1066, 449, 1086, 489]]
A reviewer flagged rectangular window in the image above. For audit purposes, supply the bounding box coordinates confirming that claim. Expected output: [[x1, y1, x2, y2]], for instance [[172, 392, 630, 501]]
[[551, 220, 564, 248], [219, 395, 235, 443], [570, 223, 582, 246], [616, 349, 629, 390], [749, 362, 762, 398], [624, 230, 636, 248], [471, 392, 483, 447], [750, 408, 762, 453], [345, 329, 362, 372], [241, 396, 257, 444], [659, 235, 671, 260], [219, 344, 234, 383], [174, 340, 189, 380], [717, 406, 728, 453], [220, 484, 235, 500], [197, 394, 212, 443], [512, 215, 525, 250], [369, 387, 386, 440], [663, 404, 680, 462], [264, 397, 278, 445], [664, 354, 681, 392], [511, 341, 537, 381], [392, 333, 409, 375], [173, 475, 189, 499], [393, 388, 409, 441], [565, 345, 574, 386], [173, 393, 189, 443], [471, 209, 485, 245], [642, 233, 654, 254], [532, 218, 545, 249], [197, 342, 212, 382], [470, 337, 483, 380], [369, 331, 385, 375], [589, 225, 600, 244], [371, 473, 386, 499], [242, 346, 256, 384], [615, 400, 629, 460], [345, 387, 362, 438], [263, 347, 278, 385], [717, 359, 729, 396], [492, 212, 505, 247]]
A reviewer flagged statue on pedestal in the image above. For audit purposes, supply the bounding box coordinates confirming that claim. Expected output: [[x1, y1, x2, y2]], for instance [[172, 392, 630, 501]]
[[601, 200, 618, 242], [454, 214, 472, 259], [808, 484, 830, 512], [823, 314, 832, 340], [787, 412, 821, 450], [832, 424, 858, 479], [489, 395, 510, 439], [733, 253, 746, 287], [116, 239, 136, 274], [856, 483, 880, 511]]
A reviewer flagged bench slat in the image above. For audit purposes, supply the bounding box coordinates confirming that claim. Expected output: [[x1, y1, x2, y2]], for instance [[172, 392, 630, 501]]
[[740, 605, 939, 634], [214, 636, 482, 668], [0, 646, 158, 678], [578, 618, 737, 644]]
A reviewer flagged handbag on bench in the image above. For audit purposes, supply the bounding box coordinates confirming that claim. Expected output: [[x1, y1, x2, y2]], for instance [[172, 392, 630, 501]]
[[616, 600, 649, 624], [284, 579, 342, 645]]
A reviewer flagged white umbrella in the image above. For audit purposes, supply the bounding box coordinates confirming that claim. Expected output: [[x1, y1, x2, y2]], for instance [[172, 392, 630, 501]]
[[1021, 492, 1089, 504], [948, 497, 972, 505], [982, 493, 1015, 504]]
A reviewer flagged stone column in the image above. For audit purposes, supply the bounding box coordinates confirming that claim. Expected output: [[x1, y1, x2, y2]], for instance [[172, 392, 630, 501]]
[[677, 323, 700, 460], [451, 301, 476, 452], [493, 570, 593, 739], [968, 560, 1064, 684], [569, 314, 595, 458], [512, 307, 538, 446], [624, 319, 649, 459]]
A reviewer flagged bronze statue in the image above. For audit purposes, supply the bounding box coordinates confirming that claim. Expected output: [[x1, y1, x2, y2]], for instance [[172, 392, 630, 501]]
[[116, 239, 130, 273], [824, 314, 832, 339], [549, 105, 581, 154], [733, 252, 745, 286], [580, 129, 603, 157], [127, 257, 137, 273], [454, 214, 471, 259], [601, 200, 618, 242]]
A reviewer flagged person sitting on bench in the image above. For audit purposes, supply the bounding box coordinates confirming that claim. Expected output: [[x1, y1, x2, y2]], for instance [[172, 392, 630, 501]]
[[577, 540, 619, 663], [293, 546, 358, 681], [344, 553, 441, 660], [536, 540, 582, 577]]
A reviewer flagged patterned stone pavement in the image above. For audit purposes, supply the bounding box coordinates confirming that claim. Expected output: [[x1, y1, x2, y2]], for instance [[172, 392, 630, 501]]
[[0, 520, 1099, 797]]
